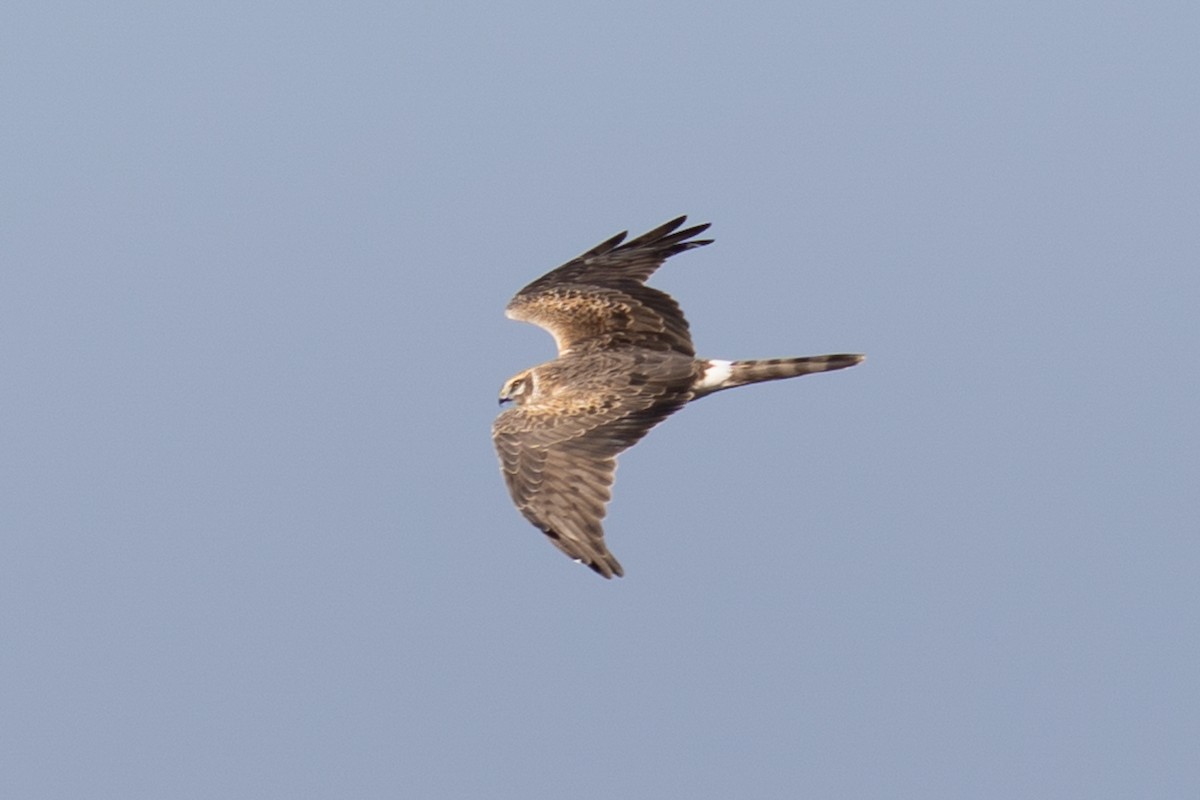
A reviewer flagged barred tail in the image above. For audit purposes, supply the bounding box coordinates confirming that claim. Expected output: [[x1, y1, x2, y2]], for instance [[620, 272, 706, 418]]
[[693, 353, 865, 398]]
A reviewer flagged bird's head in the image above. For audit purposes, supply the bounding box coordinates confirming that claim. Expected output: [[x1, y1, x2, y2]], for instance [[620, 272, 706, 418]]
[[498, 369, 536, 406]]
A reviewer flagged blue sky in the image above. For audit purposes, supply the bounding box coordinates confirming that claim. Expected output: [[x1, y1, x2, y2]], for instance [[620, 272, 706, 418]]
[[3, 2, 1197, 797]]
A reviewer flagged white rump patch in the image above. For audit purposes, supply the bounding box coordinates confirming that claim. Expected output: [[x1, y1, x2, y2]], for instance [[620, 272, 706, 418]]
[[698, 359, 734, 390]]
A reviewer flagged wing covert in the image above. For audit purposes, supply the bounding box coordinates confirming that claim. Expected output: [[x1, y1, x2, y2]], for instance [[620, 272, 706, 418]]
[[505, 216, 712, 357], [491, 354, 697, 578]]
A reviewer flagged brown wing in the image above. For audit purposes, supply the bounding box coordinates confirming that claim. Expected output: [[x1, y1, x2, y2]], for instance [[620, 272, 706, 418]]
[[506, 216, 713, 358], [492, 354, 697, 578]]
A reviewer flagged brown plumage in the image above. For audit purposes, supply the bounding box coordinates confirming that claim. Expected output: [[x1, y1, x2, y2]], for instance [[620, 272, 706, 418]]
[[493, 216, 864, 578]]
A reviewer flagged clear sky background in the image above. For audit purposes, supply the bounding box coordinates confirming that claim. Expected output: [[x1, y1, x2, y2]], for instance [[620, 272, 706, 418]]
[[3, 2, 1197, 798]]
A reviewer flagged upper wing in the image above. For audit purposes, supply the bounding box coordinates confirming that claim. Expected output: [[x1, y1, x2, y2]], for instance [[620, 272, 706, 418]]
[[505, 216, 712, 358], [492, 358, 696, 578]]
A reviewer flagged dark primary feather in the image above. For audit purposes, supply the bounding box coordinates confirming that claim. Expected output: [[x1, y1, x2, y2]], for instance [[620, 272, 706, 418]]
[[518, 215, 713, 291]]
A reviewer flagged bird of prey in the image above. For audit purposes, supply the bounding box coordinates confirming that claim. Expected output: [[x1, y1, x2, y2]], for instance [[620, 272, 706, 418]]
[[492, 216, 863, 578]]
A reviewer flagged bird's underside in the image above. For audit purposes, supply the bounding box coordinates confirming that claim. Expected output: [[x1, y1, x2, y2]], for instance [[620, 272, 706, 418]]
[[492, 216, 864, 578]]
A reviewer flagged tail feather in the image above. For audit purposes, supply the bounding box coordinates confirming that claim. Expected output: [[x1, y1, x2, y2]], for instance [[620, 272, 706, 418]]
[[693, 354, 864, 398]]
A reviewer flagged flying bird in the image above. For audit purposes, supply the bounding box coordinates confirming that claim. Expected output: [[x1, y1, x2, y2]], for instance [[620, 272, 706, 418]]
[[492, 216, 863, 578]]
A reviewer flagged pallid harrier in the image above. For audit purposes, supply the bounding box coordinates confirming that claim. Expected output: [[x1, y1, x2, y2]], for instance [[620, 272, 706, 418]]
[[493, 216, 863, 578]]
